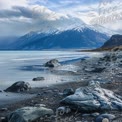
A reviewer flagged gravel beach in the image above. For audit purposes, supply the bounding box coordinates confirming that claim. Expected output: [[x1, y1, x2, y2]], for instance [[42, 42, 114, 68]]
[[0, 51, 122, 122]]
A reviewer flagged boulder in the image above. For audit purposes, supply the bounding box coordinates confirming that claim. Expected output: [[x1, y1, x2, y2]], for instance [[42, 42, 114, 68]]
[[5, 81, 31, 92], [32, 77, 45, 81], [61, 81, 122, 112], [6, 106, 54, 122], [63, 88, 74, 96], [95, 114, 115, 122], [45, 59, 60, 67]]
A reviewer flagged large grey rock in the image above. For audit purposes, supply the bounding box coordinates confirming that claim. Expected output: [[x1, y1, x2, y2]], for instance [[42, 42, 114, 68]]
[[5, 81, 31, 92], [61, 81, 122, 112], [45, 59, 60, 68], [6, 106, 54, 122]]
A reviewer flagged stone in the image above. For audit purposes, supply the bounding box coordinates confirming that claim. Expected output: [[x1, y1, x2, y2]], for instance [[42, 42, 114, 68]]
[[45, 59, 60, 68], [0, 89, 3, 92], [61, 81, 122, 112], [6, 106, 54, 122], [63, 88, 74, 96], [91, 112, 100, 117], [95, 114, 115, 122], [5, 81, 31, 92], [32, 77, 45, 81], [81, 58, 86, 62], [102, 118, 109, 122], [84, 67, 105, 73], [100, 54, 117, 62], [82, 114, 91, 117], [0, 117, 6, 122], [0, 108, 8, 111], [57, 106, 71, 115]]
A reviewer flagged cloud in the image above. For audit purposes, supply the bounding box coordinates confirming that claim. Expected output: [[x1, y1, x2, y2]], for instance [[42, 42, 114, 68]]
[[0, 2, 70, 36], [0, 0, 27, 9], [0, 0, 121, 37]]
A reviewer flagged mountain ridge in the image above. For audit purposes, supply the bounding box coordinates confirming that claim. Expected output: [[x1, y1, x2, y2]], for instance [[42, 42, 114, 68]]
[[102, 34, 122, 48], [0, 22, 114, 50], [8, 26, 109, 50]]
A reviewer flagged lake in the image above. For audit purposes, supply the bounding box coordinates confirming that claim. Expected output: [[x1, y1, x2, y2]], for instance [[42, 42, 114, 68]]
[[0, 51, 102, 90]]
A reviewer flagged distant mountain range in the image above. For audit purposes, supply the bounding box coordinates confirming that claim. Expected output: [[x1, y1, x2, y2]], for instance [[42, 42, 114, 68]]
[[0, 20, 117, 50]]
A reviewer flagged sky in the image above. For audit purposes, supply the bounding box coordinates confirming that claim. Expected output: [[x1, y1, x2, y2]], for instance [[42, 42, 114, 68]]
[[0, 0, 121, 37]]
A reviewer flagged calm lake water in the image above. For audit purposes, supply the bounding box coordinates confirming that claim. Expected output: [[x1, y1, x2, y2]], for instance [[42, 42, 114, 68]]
[[0, 51, 101, 89]]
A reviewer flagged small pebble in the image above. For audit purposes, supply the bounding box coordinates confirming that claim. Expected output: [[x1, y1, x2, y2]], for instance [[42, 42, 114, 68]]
[[95, 114, 115, 122], [41, 99, 43, 101], [91, 112, 100, 117], [102, 118, 109, 122]]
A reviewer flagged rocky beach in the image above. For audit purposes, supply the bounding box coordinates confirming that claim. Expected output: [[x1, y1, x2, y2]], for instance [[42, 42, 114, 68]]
[[0, 0, 121, 121], [0, 50, 122, 122]]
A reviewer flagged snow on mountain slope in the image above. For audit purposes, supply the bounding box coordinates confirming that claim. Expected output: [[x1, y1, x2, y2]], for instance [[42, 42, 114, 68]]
[[9, 25, 109, 50], [0, 17, 114, 50]]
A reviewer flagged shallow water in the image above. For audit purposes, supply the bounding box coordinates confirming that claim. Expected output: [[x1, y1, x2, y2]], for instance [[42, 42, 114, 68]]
[[0, 51, 102, 89]]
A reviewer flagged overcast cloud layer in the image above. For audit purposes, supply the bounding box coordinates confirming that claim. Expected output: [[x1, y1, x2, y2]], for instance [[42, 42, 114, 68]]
[[0, 0, 121, 37]]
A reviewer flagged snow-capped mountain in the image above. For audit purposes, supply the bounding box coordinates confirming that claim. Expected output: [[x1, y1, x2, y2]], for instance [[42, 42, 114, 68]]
[[0, 16, 115, 50], [8, 24, 110, 50]]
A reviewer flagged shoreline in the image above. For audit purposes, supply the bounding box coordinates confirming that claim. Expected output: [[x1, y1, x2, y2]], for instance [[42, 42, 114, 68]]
[[0, 51, 122, 122]]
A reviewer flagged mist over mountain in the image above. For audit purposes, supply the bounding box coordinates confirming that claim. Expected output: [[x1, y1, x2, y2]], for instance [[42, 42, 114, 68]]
[[0, 18, 114, 50], [0, 37, 18, 50]]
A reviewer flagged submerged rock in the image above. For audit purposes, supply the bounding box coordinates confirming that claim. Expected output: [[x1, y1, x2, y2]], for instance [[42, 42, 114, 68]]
[[5, 81, 31, 92], [61, 81, 122, 112], [45, 59, 60, 67], [32, 77, 45, 81], [6, 106, 54, 122]]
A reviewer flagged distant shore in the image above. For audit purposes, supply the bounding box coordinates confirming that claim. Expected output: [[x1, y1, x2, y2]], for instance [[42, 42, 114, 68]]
[[78, 46, 122, 52]]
